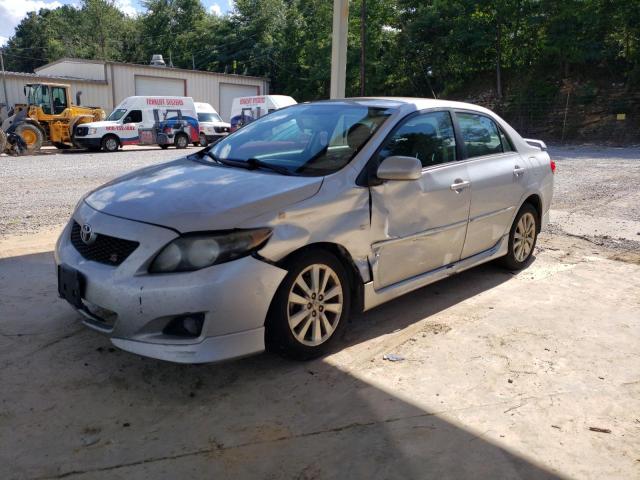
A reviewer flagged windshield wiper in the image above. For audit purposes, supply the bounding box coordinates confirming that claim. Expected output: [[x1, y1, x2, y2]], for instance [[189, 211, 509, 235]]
[[245, 158, 294, 176], [200, 152, 294, 176], [205, 150, 235, 167]]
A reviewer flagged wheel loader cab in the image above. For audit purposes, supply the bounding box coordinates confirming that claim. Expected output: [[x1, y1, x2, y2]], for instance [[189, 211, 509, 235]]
[[25, 83, 69, 116]]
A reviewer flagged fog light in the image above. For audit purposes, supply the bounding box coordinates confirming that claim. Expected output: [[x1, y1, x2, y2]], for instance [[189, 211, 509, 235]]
[[162, 313, 205, 338]]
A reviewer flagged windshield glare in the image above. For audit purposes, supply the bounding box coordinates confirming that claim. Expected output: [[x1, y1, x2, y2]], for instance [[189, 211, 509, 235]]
[[209, 103, 392, 176], [107, 108, 127, 121], [198, 112, 222, 122]]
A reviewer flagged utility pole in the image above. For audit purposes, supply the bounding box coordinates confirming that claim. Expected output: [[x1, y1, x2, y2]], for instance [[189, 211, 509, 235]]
[[359, 0, 366, 96], [330, 0, 349, 99], [0, 48, 8, 109]]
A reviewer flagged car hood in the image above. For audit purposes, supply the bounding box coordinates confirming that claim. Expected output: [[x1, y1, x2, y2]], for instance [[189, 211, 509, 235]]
[[84, 157, 323, 232]]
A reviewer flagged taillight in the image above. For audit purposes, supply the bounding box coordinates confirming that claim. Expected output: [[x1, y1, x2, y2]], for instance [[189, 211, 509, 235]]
[[550, 159, 556, 174], [164, 127, 172, 134]]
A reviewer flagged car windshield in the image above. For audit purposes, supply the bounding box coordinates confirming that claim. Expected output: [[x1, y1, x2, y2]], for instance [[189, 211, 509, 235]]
[[108, 108, 127, 121], [198, 112, 222, 122], [207, 103, 392, 176]]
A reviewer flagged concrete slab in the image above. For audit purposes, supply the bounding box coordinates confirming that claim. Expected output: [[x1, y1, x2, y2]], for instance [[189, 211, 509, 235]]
[[0, 230, 639, 479]]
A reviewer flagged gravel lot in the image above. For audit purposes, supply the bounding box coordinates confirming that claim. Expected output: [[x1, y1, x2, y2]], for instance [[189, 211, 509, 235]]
[[0, 146, 193, 237], [1, 144, 639, 249]]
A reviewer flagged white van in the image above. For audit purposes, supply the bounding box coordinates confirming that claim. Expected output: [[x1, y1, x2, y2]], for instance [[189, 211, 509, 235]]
[[229, 95, 296, 132], [194, 102, 231, 146], [73, 96, 199, 152]]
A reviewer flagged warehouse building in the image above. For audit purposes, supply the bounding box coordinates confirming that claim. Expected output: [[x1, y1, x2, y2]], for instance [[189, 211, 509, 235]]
[[0, 57, 270, 121]]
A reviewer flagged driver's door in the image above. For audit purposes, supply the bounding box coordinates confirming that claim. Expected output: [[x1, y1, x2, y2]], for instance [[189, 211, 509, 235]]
[[123, 109, 144, 144], [370, 110, 471, 289]]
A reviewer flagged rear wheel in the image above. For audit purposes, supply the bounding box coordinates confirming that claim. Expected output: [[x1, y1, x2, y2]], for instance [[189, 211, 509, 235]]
[[101, 135, 119, 153], [160, 144, 169, 150], [15, 124, 43, 153], [266, 250, 350, 360], [500, 204, 538, 270], [175, 133, 189, 149], [198, 133, 208, 147]]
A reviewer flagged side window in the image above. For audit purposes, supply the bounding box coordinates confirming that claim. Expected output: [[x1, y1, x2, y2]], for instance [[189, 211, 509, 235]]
[[499, 128, 515, 152], [457, 112, 503, 158], [51, 87, 68, 114], [124, 110, 142, 123], [378, 111, 457, 167]]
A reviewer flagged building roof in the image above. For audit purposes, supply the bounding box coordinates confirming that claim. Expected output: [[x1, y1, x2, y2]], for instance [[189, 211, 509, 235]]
[[0, 70, 106, 85], [35, 57, 269, 82]]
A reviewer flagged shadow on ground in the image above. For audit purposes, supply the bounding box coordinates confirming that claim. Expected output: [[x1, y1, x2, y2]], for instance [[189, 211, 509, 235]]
[[0, 251, 561, 479]]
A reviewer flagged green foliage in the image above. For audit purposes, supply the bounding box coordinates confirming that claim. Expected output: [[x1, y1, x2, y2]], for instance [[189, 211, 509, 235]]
[[2, 0, 639, 101]]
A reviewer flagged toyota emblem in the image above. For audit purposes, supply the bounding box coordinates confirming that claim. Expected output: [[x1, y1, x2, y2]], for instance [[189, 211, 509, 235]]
[[80, 223, 97, 245]]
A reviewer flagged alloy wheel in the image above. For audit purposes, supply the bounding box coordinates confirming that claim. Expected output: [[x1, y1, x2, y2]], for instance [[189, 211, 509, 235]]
[[513, 212, 536, 262], [287, 264, 343, 346]]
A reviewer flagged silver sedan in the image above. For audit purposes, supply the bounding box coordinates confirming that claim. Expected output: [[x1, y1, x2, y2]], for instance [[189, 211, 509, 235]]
[[55, 98, 554, 363]]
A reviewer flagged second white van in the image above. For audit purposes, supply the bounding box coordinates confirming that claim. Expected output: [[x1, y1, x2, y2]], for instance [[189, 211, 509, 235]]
[[194, 102, 231, 146]]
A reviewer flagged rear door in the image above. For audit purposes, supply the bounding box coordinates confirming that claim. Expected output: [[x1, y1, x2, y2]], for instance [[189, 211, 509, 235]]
[[370, 110, 471, 289], [454, 111, 528, 258]]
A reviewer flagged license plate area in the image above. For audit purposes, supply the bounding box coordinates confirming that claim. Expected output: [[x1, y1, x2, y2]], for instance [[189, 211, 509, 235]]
[[57, 265, 85, 308]]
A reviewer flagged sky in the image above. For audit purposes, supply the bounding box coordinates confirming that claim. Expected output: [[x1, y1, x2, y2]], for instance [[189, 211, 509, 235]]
[[0, 0, 234, 46]]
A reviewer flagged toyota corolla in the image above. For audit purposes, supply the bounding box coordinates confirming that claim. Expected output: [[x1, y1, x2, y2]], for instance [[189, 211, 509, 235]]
[[55, 98, 554, 363]]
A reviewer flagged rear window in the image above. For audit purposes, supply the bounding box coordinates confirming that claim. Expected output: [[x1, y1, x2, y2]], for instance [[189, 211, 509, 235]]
[[457, 112, 504, 158]]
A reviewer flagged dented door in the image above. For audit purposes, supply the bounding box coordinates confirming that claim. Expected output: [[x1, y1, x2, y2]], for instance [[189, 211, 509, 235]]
[[370, 163, 471, 289]]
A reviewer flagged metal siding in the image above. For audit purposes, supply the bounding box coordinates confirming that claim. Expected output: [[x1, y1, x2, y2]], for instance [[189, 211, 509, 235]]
[[111, 64, 266, 115], [36, 60, 106, 81]]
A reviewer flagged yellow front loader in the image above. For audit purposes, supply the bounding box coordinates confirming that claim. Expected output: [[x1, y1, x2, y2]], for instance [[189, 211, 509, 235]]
[[1, 83, 105, 153]]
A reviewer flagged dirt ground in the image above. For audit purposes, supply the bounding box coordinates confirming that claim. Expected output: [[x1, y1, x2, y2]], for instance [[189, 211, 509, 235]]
[[1, 145, 639, 479]]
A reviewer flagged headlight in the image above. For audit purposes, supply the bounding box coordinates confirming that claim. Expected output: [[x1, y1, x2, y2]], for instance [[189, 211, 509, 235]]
[[149, 228, 272, 273], [88, 128, 97, 135]]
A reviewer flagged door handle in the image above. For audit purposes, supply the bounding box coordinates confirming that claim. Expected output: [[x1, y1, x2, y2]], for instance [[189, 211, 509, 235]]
[[513, 166, 526, 176], [450, 179, 471, 192]]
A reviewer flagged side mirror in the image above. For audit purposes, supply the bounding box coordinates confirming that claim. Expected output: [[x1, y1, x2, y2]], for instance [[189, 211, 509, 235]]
[[376, 156, 422, 181]]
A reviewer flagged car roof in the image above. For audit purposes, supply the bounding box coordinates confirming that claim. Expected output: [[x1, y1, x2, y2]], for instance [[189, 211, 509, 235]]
[[308, 97, 493, 115]]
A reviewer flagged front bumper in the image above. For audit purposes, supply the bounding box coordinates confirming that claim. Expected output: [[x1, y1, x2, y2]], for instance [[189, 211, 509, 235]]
[[73, 137, 102, 149], [55, 202, 287, 363]]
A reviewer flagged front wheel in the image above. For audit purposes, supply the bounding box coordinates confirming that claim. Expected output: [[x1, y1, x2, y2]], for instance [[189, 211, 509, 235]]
[[500, 204, 538, 270], [101, 135, 119, 153], [266, 251, 350, 360], [175, 133, 188, 149]]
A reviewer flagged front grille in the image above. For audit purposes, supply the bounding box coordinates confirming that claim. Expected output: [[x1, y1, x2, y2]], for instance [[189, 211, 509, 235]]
[[75, 126, 88, 137], [70, 221, 139, 266], [214, 126, 230, 133]]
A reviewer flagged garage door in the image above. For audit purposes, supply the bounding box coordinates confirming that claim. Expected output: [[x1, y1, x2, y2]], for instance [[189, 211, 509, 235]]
[[219, 83, 260, 121], [134, 75, 185, 96]]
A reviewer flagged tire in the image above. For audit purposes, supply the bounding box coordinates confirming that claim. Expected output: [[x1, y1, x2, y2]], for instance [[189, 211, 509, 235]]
[[500, 203, 538, 270], [160, 144, 169, 150], [52, 142, 71, 150], [175, 133, 188, 149], [101, 135, 119, 153], [198, 133, 208, 147], [15, 123, 43, 153], [266, 250, 351, 360], [0, 129, 6, 154]]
